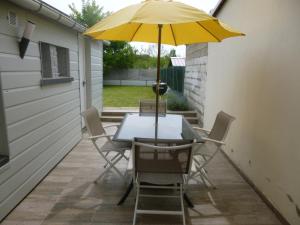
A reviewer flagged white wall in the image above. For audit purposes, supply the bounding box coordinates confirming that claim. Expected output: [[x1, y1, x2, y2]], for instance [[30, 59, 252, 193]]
[[205, 0, 300, 224], [0, 2, 82, 220], [184, 43, 208, 125], [85, 39, 103, 111], [90, 41, 103, 110]]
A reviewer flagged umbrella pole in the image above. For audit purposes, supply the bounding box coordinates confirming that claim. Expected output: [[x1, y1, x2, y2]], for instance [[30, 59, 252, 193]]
[[155, 24, 163, 130]]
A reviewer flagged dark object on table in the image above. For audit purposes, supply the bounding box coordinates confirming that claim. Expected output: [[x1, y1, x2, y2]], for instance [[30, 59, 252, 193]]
[[152, 82, 168, 96]]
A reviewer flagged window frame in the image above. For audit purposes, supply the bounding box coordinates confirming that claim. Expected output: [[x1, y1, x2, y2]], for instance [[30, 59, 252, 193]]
[[39, 42, 74, 86]]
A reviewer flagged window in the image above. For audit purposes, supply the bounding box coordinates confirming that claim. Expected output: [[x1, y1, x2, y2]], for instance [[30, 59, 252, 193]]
[[39, 42, 73, 85]]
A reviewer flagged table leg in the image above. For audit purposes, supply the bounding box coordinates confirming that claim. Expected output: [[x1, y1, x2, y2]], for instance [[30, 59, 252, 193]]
[[117, 179, 133, 205]]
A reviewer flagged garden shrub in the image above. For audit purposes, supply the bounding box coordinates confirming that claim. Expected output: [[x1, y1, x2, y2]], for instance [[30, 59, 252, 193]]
[[166, 90, 189, 111]]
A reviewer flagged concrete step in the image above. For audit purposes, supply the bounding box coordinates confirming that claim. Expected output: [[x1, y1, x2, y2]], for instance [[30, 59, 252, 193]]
[[101, 111, 131, 117], [100, 116, 124, 123], [100, 115, 199, 124], [168, 111, 198, 117], [184, 117, 199, 124], [101, 110, 198, 117]]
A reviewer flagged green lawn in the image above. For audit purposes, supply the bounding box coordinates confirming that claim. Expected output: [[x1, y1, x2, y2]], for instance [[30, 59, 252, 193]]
[[103, 85, 156, 107]]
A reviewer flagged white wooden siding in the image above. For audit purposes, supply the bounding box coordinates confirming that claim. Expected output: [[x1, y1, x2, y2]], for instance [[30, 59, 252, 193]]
[[0, 2, 82, 220], [90, 41, 103, 110]]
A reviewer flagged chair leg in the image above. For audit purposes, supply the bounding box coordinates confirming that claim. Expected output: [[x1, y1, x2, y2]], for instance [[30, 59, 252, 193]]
[[133, 182, 140, 225], [95, 154, 125, 183], [180, 183, 186, 225], [198, 171, 209, 188], [200, 169, 216, 189], [188, 169, 209, 188], [103, 152, 110, 168], [104, 151, 129, 168], [104, 152, 117, 168]]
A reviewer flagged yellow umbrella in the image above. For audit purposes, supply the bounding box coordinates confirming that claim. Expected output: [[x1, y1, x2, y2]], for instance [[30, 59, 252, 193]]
[[84, 0, 244, 126]]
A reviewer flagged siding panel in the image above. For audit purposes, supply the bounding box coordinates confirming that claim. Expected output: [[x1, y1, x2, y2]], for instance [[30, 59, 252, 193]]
[[184, 44, 208, 125], [7, 99, 79, 142], [70, 71, 79, 80], [0, 34, 40, 57], [1, 72, 41, 90], [0, 53, 40, 72], [91, 55, 101, 64], [70, 61, 78, 71], [0, 114, 80, 187], [3, 80, 78, 107], [90, 41, 103, 110], [69, 50, 78, 62], [9, 109, 79, 159], [5, 89, 78, 125], [0, 1, 83, 221]]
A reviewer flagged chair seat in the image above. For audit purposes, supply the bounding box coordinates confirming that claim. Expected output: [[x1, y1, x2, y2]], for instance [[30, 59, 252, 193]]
[[138, 172, 183, 185], [100, 140, 131, 152]]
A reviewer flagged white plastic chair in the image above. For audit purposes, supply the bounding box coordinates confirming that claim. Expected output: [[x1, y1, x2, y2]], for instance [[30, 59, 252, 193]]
[[132, 138, 195, 225], [82, 106, 130, 183], [190, 111, 235, 188]]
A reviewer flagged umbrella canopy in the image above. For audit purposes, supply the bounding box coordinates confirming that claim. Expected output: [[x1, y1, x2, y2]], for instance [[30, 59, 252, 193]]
[[84, 0, 244, 128], [84, 0, 244, 45]]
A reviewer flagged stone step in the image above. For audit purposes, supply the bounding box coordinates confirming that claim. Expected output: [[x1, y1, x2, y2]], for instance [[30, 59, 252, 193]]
[[185, 117, 199, 124], [101, 110, 198, 117], [100, 115, 199, 124], [100, 116, 124, 123]]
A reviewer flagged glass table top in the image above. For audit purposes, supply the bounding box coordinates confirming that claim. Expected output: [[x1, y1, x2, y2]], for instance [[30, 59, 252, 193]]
[[113, 113, 202, 142]]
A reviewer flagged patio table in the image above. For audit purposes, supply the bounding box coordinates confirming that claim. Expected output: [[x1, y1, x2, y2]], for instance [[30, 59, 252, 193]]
[[113, 113, 202, 142], [114, 113, 202, 208]]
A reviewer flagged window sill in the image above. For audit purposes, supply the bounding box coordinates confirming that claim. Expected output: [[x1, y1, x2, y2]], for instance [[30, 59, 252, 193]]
[[40, 77, 74, 86], [0, 155, 9, 168]]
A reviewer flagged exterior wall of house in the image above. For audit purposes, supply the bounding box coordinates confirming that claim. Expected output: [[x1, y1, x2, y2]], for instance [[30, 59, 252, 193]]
[[85, 39, 103, 111], [184, 43, 208, 125], [204, 0, 300, 224], [0, 2, 103, 220], [90, 41, 103, 110]]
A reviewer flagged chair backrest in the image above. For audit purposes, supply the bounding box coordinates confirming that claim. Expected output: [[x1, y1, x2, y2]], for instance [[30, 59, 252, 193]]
[[208, 111, 235, 142], [81, 106, 105, 137], [133, 138, 194, 175], [139, 99, 166, 116]]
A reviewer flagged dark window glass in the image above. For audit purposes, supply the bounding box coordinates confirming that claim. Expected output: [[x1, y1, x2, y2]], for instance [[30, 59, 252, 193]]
[[40, 42, 70, 78]]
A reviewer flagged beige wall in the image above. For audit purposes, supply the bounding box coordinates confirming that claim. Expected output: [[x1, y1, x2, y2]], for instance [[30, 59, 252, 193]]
[[205, 0, 300, 224]]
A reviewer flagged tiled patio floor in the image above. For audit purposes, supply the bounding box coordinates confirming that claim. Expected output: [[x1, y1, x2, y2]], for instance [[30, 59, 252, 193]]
[[1, 126, 282, 225]]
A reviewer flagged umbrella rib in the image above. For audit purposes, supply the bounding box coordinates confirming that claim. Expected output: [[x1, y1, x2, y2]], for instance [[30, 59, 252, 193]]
[[196, 21, 221, 42], [170, 24, 177, 46], [130, 23, 143, 41]]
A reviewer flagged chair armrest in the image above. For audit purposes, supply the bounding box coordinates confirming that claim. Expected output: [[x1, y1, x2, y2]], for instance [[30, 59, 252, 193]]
[[103, 124, 120, 129], [202, 137, 225, 145], [193, 127, 211, 133], [88, 134, 114, 140]]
